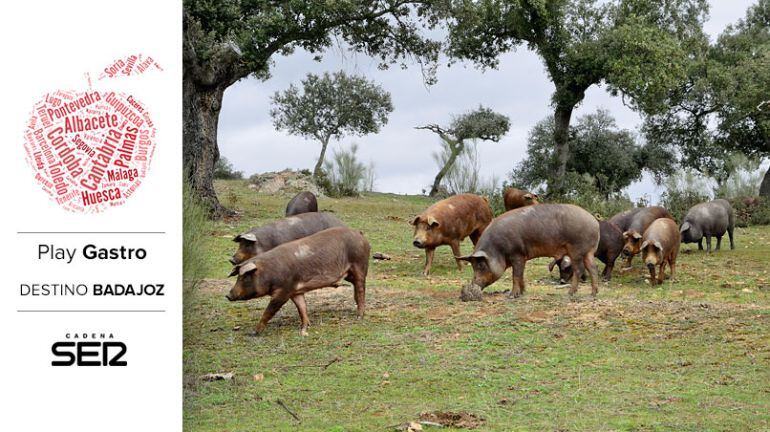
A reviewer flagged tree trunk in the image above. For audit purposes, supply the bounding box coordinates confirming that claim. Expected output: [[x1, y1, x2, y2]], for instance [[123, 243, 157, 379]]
[[313, 137, 331, 179], [183, 75, 233, 218], [430, 141, 463, 196], [760, 164, 770, 198], [550, 103, 574, 196]]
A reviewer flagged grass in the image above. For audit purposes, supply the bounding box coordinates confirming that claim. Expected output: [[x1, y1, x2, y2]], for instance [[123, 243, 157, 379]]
[[184, 180, 770, 431]]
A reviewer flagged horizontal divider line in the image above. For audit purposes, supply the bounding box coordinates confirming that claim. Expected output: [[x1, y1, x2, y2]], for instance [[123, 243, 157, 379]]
[[16, 231, 166, 234], [17, 310, 166, 313]]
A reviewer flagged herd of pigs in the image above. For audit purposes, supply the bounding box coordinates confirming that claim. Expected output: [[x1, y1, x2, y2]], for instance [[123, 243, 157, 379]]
[[225, 188, 736, 336]]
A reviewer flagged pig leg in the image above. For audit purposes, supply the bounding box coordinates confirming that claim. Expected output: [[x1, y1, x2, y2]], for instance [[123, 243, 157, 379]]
[[253, 295, 289, 335], [423, 248, 435, 276], [657, 261, 666, 284], [602, 261, 614, 282], [706, 235, 712, 253], [347, 269, 367, 319], [583, 253, 599, 297], [698, 239, 703, 250], [509, 257, 526, 299], [647, 263, 657, 286], [716, 235, 722, 251], [450, 241, 464, 271], [568, 257, 585, 297], [728, 226, 735, 250], [291, 295, 310, 337], [469, 230, 481, 246]]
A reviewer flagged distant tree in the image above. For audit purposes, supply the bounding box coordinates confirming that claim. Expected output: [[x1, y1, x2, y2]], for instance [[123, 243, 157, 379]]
[[433, 139, 482, 194], [417, 106, 509, 196], [512, 109, 675, 198], [644, 0, 770, 195], [213, 157, 243, 180], [184, 1, 441, 216], [271, 72, 393, 179], [441, 0, 709, 194]]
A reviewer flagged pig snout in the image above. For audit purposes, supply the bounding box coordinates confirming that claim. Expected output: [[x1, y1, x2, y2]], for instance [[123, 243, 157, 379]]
[[413, 239, 425, 248], [225, 293, 234, 301], [646, 262, 655, 271], [229, 256, 238, 265], [622, 247, 633, 257]]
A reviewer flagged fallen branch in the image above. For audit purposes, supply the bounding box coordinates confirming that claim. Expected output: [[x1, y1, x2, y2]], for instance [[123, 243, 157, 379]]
[[276, 399, 300, 422]]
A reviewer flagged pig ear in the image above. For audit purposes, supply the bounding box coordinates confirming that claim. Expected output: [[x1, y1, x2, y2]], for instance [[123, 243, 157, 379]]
[[228, 267, 239, 277], [427, 216, 440, 227], [561, 256, 572, 268], [234, 232, 257, 243], [640, 240, 649, 251], [653, 241, 663, 251], [680, 222, 691, 232], [631, 231, 642, 240], [456, 250, 487, 262], [238, 261, 258, 276], [412, 216, 421, 226], [524, 193, 535, 200]]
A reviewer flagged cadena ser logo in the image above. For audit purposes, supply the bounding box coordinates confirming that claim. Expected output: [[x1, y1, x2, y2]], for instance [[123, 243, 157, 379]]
[[51, 332, 127, 367], [23, 54, 161, 213]]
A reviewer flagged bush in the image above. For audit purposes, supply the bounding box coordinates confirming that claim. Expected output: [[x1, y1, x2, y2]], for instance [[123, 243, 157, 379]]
[[543, 172, 635, 219], [183, 177, 211, 312], [213, 157, 243, 180], [322, 143, 375, 197], [732, 196, 770, 227], [659, 171, 711, 222]]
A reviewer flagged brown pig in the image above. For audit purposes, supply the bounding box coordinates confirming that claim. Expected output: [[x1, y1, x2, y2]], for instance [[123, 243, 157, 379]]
[[503, 187, 539, 211], [640, 218, 680, 286], [412, 193, 493, 276], [458, 204, 600, 298], [620, 206, 674, 268], [230, 212, 344, 265], [226, 227, 370, 336]]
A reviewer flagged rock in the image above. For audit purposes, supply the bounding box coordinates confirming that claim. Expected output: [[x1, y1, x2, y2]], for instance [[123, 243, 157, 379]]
[[249, 169, 323, 197], [201, 372, 233, 381], [460, 283, 483, 302], [373, 252, 392, 260]]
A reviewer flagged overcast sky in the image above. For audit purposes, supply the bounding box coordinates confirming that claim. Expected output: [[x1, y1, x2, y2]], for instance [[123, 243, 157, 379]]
[[218, 1, 756, 202]]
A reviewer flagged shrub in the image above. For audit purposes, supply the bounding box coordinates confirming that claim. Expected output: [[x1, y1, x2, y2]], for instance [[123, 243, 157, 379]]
[[732, 196, 770, 227], [659, 171, 711, 222], [183, 177, 211, 312], [542, 172, 635, 219], [322, 143, 375, 197], [213, 157, 243, 180]]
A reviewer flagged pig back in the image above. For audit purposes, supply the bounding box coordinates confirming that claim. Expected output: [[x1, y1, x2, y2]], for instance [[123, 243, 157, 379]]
[[627, 206, 673, 234], [258, 227, 369, 283], [479, 204, 599, 259], [684, 199, 732, 235], [422, 194, 492, 238], [608, 208, 644, 232], [597, 221, 624, 262], [643, 218, 680, 252], [252, 212, 345, 251]]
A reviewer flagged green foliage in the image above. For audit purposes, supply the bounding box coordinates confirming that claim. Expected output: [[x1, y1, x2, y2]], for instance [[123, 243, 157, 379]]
[[546, 172, 635, 220], [183, 177, 211, 311], [184, 1, 442, 82], [644, 0, 770, 189], [450, 106, 511, 141], [323, 144, 375, 197], [270, 71, 394, 143], [732, 196, 770, 227], [660, 171, 711, 222], [213, 157, 243, 180], [419, 106, 509, 196], [512, 109, 674, 197]]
